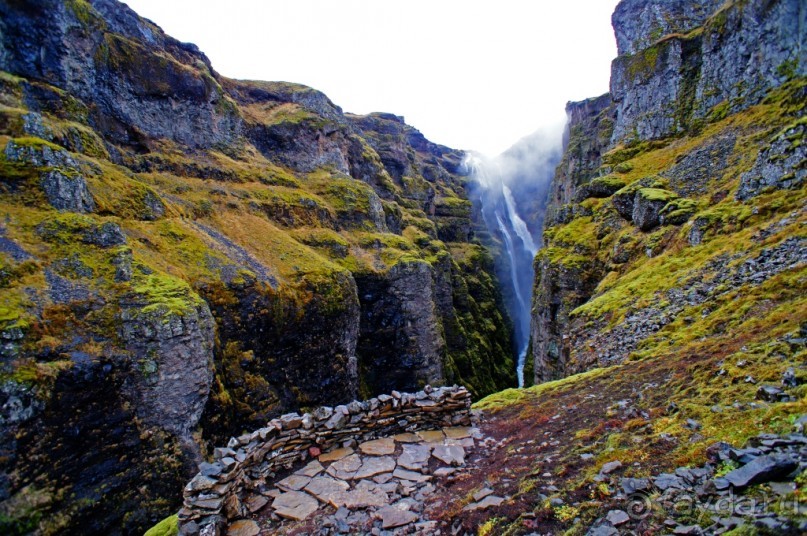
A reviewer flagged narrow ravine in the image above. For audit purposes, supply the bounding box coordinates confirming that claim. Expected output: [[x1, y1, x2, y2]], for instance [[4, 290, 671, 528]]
[[463, 132, 560, 386]]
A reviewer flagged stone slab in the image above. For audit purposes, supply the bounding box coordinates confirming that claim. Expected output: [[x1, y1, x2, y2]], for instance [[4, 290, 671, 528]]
[[393, 468, 432, 483], [304, 475, 350, 506], [272, 490, 319, 521], [319, 447, 354, 463], [295, 460, 324, 478], [443, 426, 473, 439], [354, 456, 396, 479], [227, 519, 260, 536], [463, 495, 504, 511], [398, 444, 431, 471], [376, 505, 419, 529], [432, 445, 465, 466], [416, 430, 445, 443], [277, 474, 311, 492], [473, 487, 494, 502], [330, 488, 389, 509], [326, 453, 362, 480], [246, 495, 269, 513], [359, 437, 396, 456], [393, 432, 421, 443]]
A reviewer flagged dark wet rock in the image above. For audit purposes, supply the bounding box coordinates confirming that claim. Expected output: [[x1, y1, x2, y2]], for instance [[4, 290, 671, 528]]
[[728, 448, 762, 465], [621, 477, 651, 495], [705, 442, 733, 463], [85, 221, 127, 247], [661, 134, 736, 197], [654, 473, 684, 491], [45, 269, 94, 304], [119, 297, 216, 443], [586, 520, 619, 536], [782, 368, 798, 388], [112, 248, 134, 282], [632, 188, 678, 231], [756, 385, 791, 403], [685, 418, 701, 431], [723, 453, 798, 489], [354, 260, 444, 393]]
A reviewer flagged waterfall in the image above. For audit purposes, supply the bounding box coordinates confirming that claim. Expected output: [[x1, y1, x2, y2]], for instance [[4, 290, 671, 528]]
[[462, 127, 562, 387], [503, 185, 537, 256], [494, 209, 531, 386], [464, 154, 539, 387]]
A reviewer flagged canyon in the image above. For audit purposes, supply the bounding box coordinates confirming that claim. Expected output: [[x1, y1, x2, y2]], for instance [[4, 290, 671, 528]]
[[0, 0, 804, 534]]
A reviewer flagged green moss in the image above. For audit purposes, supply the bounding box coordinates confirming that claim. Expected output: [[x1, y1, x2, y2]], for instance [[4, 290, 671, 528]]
[[775, 59, 798, 81], [9, 136, 64, 153], [591, 175, 627, 191], [143, 514, 178, 536], [474, 367, 609, 411], [660, 198, 700, 224], [132, 273, 203, 317], [636, 187, 679, 202], [625, 43, 661, 80], [708, 100, 730, 123], [66, 0, 98, 27], [291, 228, 349, 259], [433, 196, 472, 217]]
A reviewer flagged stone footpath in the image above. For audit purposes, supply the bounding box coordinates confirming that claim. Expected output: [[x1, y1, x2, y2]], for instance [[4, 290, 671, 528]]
[[227, 425, 501, 535]]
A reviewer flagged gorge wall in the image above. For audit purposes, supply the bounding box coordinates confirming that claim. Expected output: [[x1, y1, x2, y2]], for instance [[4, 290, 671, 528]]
[[0, 1, 515, 533], [532, 0, 805, 382]]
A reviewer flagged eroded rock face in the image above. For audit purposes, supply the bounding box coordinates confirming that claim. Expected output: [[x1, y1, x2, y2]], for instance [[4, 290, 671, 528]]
[[544, 94, 613, 227], [119, 300, 216, 445], [737, 122, 806, 200], [355, 261, 445, 394], [611, 0, 722, 56], [0, 0, 241, 150], [0, 1, 514, 533], [610, 0, 804, 144]]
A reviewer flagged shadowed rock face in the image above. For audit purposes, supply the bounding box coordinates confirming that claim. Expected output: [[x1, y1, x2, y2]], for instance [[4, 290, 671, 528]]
[[0, 1, 516, 533], [355, 261, 445, 394]]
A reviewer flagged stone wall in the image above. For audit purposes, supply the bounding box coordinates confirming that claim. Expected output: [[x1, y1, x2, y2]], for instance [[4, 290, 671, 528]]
[[178, 385, 472, 535]]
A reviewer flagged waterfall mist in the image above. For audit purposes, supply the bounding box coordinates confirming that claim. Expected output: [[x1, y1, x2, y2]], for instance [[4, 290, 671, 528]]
[[464, 125, 564, 386]]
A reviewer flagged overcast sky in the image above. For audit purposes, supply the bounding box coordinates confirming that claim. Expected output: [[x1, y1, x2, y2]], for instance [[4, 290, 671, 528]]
[[122, 0, 620, 156]]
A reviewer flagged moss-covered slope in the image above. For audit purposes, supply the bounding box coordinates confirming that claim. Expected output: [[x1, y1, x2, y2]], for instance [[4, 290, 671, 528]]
[[0, 1, 515, 533]]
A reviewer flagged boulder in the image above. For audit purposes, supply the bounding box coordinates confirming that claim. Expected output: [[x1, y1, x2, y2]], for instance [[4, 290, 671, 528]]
[[632, 188, 679, 231], [40, 169, 95, 213], [723, 454, 798, 489]]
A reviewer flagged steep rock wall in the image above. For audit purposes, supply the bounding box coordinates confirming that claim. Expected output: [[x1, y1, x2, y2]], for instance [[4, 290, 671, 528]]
[[610, 0, 805, 144], [532, 0, 806, 383]]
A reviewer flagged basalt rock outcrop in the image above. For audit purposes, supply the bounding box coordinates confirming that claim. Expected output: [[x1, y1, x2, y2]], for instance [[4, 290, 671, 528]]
[[532, 0, 806, 382], [0, 1, 515, 533]]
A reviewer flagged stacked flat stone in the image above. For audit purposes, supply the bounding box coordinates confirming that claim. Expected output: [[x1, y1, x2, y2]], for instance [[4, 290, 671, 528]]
[[178, 385, 471, 535]]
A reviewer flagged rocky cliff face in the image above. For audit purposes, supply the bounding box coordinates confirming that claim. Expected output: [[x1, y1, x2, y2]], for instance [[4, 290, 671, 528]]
[[532, 0, 805, 382], [610, 0, 804, 143], [0, 1, 515, 533]]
